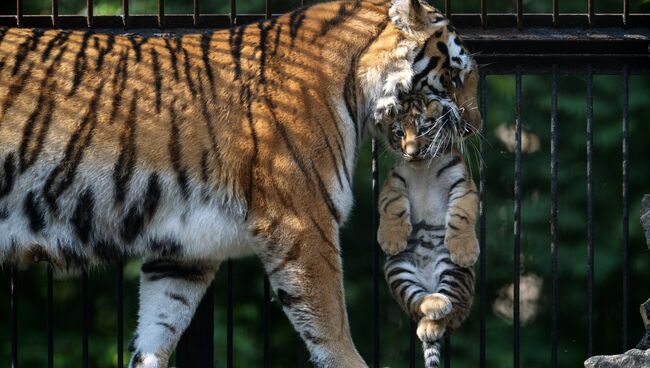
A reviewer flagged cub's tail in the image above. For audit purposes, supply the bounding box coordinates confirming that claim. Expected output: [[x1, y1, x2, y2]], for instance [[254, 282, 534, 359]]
[[422, 340, 442, 368]]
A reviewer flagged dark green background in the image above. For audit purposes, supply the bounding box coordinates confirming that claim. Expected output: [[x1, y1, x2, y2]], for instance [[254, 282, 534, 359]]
[[1, 1, 649, 367]]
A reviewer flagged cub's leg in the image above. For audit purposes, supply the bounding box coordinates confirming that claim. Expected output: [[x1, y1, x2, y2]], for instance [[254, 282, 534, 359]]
[[128, 259, 219, 368], [378, 170, 412, 255], [384, 253, 430, 321], [445, 177, 479, 267], [259, 222, 366, 368]]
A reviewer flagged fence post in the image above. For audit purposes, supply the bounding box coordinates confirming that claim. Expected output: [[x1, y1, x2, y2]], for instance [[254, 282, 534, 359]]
[[176, 285, 214, 367]]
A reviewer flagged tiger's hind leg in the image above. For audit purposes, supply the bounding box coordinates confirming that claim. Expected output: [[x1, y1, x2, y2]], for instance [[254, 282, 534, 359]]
[[128, 259, 219, 368]]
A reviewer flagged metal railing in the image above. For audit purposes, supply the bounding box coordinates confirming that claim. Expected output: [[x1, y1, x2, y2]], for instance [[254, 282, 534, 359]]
[[2, 0, 649, 367]]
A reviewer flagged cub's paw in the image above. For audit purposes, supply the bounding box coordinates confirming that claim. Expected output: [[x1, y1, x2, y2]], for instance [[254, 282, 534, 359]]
[[416, 317, 446, 342], [445, 231, 479, 268], [378, 220, 412, 255], [419, 293, 452, 320]]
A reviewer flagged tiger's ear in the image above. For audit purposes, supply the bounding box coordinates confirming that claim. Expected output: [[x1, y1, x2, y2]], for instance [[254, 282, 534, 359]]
[[389, 0, 432, 32], [455, 60, 481, 133]]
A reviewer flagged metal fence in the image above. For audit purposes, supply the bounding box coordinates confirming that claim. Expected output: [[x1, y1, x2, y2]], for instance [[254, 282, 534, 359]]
[[1, 0, 649, 367]]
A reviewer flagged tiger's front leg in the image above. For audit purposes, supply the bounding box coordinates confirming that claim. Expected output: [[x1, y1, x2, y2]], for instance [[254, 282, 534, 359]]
[[445, 177, 479, 268], [128, 259, 220, 368], [258, 218, 367, 368]]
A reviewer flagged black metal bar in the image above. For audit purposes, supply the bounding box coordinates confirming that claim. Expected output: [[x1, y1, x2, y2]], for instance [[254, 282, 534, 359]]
[[176, 285, 215, 368], [295, 339, 305, 368], [550, 64, 559, 368], [230, 0, 236, 25], [227, 260, 234, 368], [52, 0, 58, 27], [11, 265, 17, 368], [588, 0, 594, 26], [478, 69, 487, 368], [158, 0, 165, 28], [480, 0, 487, 28], [516, 0, 523, 29], [262, 3, 272, 365], [226, 4, 236, 366], [622, 64, 630, 351], [445, 0, 451, 17], [122, 0, 129, 28], [16, 0, 23, 27], [513, 66, 522, 368], [47, 265, 53, 368], [372, 137, 380, 368], [552, 0, 559, 26], [586, 64, 594, 359], [193, 0, 200, 26], [409, 321, 416, 368], [623, 0, 629, 28], [263, 277, 270, 368], [444, 336, 450, 368], [117, 262, 124, 368], [82, 271, 89, 368], [87, 0, 93, 27]]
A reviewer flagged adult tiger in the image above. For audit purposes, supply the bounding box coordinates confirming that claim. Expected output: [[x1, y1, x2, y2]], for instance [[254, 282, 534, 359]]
[[0, 1, 478, 367]]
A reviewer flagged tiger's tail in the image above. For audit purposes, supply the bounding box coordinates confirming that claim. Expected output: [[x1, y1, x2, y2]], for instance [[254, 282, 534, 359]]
[[422, 340, 442, 368]]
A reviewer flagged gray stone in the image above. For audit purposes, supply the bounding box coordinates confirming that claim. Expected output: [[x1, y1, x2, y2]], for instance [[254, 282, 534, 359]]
[[638, 299, 650, 350], [642, 195, 650, 249], [584, 349, 650, 368], [642, 299, 650, 329]]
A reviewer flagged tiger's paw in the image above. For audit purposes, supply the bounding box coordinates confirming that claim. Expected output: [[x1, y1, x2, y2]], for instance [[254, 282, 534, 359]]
[[419, 293, 452, 320], [378, 219, 412, 255], [416, 317, 446, 342], [374, 96, 400, 124], [129, 352, 165, 368], [445, 231, 479, 268]]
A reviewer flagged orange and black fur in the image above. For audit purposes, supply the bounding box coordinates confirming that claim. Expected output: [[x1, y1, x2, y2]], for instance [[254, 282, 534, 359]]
[[0, 1, 479, 367]]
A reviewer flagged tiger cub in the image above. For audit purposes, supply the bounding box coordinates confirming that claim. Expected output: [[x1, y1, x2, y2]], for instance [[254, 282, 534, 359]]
[[378, 92, 478, 368]]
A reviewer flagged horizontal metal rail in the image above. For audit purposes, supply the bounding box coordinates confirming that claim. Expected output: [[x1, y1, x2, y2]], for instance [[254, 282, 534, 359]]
[[1, 13, 649, 29]]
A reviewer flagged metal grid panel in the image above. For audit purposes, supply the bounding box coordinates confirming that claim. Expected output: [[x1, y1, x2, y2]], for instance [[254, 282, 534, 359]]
[[2, 0, 649, 367]]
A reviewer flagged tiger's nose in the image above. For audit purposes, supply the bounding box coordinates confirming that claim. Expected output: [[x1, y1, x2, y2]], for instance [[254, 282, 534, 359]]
[[405, 142, 419, 156]]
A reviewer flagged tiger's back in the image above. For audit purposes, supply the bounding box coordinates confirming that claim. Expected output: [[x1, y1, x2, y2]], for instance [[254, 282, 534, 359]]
[[0, 0, 386, 265]]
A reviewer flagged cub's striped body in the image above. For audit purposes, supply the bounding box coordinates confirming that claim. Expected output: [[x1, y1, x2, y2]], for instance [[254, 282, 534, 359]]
[[380, 154, 477, 368], [0, 1, 478, 367]]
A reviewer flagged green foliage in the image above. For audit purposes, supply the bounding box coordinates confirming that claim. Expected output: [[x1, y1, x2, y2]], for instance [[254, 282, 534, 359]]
[[0, 1, 649, 367]]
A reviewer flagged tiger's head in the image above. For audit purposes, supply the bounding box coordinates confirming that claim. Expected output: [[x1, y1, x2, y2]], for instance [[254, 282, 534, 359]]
[[373, 0, 481, 159]]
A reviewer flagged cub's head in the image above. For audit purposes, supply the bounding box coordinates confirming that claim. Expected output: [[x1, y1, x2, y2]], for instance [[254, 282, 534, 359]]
[[387, 92, 467, 161]]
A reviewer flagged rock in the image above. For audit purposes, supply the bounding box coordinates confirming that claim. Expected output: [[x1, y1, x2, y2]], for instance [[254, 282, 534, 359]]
[[584, 349, 650, 368], [638, 299, 650, 350], [642, 195, 650, 249], [642, 299, 650, 329]]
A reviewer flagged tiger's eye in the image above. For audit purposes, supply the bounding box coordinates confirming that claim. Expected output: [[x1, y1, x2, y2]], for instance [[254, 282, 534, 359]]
[[395, 129, 405, 138]]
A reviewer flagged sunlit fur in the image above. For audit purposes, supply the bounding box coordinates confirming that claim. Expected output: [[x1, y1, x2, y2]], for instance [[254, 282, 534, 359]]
[[378, 152, 478, 368], [0, 1, 474, 367]]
